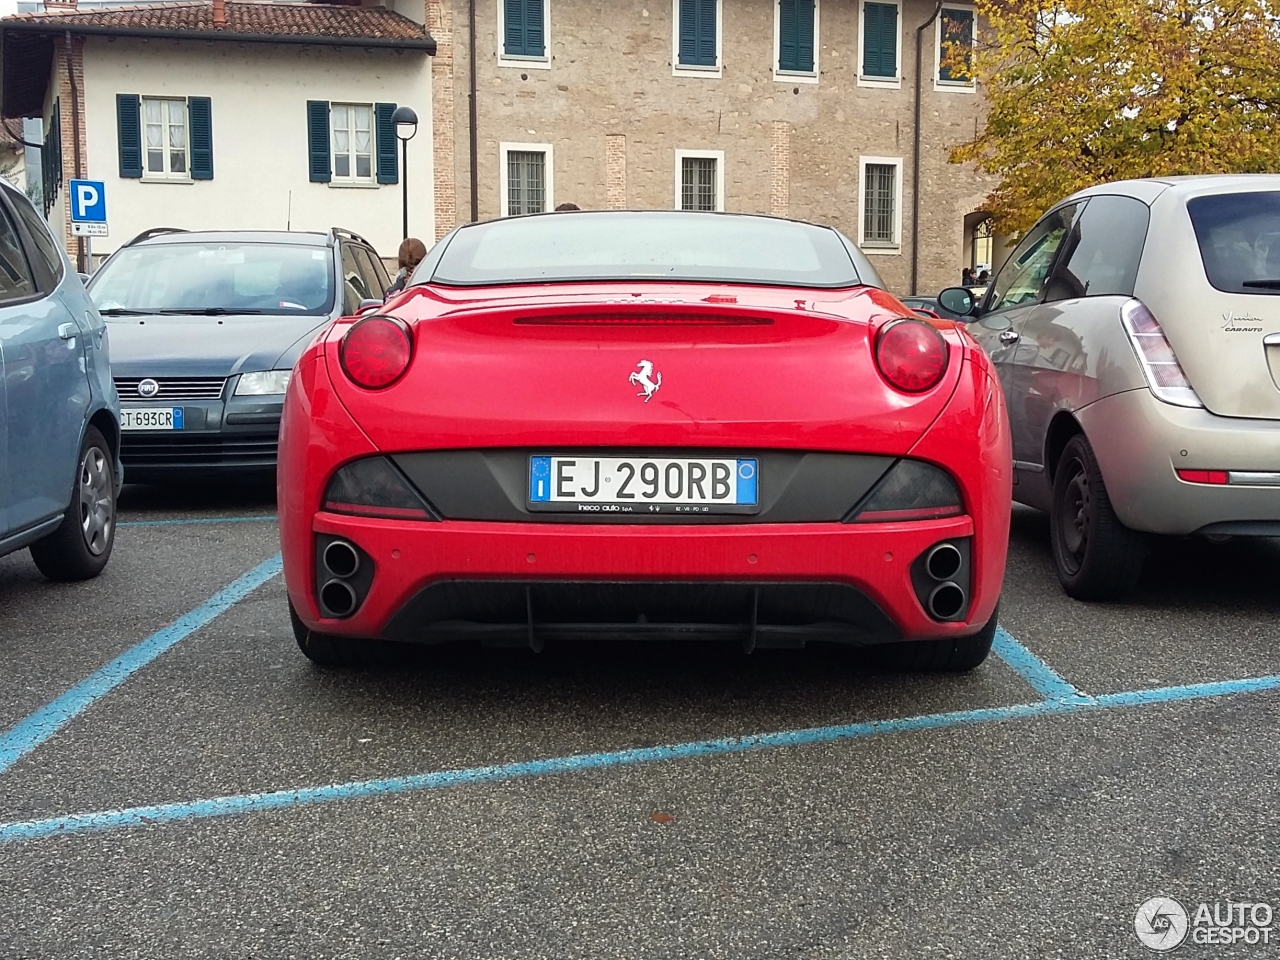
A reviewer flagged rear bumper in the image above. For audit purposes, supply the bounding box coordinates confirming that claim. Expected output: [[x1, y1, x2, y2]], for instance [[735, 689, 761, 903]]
[[1078, 389, 1280, 535], [295, 512, 992, 644]]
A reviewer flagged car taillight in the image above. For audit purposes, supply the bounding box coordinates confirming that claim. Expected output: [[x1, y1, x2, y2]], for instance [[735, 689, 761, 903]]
[[323, 456, 436, 520], [846, 459, 964, 522], [875, 319, 949, 393], [1176, 469, 1228, 485], [1120, 300, 1203, 408], [340, 315, 412, 389]]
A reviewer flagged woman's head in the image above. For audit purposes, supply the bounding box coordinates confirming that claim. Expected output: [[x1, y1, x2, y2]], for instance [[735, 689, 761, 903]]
[[398, 237, 428, 270]]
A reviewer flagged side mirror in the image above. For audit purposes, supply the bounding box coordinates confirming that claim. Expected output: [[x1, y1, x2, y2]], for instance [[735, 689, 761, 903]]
[[358, 298, 383, 313], [937, 286, 978, 317]]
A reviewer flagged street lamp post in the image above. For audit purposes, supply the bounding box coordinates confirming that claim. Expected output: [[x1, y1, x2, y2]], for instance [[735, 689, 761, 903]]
[[391, 105, 419, 240]]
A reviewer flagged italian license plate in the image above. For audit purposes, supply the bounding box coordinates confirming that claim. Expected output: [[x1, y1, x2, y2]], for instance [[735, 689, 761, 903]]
[[121, 407, 183, 431], [528, 456, 759, 515]]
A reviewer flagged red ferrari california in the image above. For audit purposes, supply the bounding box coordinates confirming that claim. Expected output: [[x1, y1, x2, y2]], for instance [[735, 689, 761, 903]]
[[279, 212, 1011, 670]]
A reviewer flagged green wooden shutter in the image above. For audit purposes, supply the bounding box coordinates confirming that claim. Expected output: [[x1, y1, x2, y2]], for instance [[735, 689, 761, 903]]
[[188, 96, 213, 180], [795, 0, 814, 72], [524, 0, 545, 57], [116, 94, 142, 179], [375, 102, 398, 185], [863, 2, 897, 78], [307, 100, 331, 183], [504, 0, 524, 55], [938, 7, 973, 81], [696, 0, 717, 66], [778, 0, 797, 71], [678, 0, 697, 64]]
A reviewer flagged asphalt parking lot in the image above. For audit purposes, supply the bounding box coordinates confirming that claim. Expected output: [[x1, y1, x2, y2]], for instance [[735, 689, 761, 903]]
[[0, 483, 1277, 959]]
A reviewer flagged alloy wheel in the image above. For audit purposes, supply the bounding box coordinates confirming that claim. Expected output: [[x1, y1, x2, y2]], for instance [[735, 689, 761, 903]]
[[1058, 456, 1090, 575], [78, 446, 114, 556]]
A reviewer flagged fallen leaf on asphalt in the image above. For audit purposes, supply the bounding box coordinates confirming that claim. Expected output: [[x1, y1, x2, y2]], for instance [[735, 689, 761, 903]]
[[649, 811, 675, 824]]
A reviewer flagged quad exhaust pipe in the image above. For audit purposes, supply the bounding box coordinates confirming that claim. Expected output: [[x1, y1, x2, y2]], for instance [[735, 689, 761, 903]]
[[921, 541, 967, 621], [318, 538, 365, 619]]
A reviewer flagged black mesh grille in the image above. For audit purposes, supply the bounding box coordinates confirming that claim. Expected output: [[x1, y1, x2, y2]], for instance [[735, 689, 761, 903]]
[[120, 434, 278, 468]]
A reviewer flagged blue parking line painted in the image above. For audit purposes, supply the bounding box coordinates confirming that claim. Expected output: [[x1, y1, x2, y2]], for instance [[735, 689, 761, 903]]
[[118, 516, 277, 528], [3, 670, 1277, 845], [993, 627, 1091, 703], [0, 555, 283, 778]]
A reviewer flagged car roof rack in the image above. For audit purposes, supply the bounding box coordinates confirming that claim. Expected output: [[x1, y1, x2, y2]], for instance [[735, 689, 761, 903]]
[[330, 226, 374, 248], [125, 227, 188, 246]]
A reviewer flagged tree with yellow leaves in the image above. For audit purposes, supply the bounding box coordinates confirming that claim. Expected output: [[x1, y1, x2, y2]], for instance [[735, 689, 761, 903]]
[[950, 0, 1280, 234]]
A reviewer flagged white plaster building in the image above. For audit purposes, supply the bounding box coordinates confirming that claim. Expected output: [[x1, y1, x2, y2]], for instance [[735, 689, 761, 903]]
[[0, 0, 436, 270]]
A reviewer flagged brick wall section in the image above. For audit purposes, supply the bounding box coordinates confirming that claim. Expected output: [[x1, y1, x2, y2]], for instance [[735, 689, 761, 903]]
[[439, 0, 995, 294], [427, 0, 457, 239], [55, 35, 88, 262], [769, 120, 789, 217], [605, 133, 626, 209]]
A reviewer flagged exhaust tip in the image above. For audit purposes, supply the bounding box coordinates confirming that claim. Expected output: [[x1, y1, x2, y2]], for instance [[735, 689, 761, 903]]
[[320, 578, 358, 618], [323, 540, 361, 579], [925, 543, 963, 581], [928, 582, 966, 621]]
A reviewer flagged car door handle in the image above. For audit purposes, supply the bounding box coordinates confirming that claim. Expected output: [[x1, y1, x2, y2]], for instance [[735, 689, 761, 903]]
[[58, 322, 78, 341], [999, 330, 1020, 344]]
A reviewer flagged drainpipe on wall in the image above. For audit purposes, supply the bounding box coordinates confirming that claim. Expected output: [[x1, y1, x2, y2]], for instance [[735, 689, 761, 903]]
[[911, 0, 943, 296], [468, 0, 478, 222], [65, 29, 85, 273]]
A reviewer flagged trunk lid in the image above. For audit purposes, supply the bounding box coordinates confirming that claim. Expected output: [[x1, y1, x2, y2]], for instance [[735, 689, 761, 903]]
[[1152, 188, 1280, 419], [328, 284, 960, 456]]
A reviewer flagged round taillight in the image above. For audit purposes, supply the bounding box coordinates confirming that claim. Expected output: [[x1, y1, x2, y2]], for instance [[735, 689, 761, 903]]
[[340, 315, 412, 389], [875, 318, 948, 393]]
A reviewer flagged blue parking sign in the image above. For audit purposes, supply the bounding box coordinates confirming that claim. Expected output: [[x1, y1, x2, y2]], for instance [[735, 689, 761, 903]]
[[68, 179, 107, 236]]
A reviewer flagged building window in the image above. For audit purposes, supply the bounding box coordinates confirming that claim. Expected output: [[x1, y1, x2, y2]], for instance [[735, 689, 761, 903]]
[[143, 98, 187, 178], [860, 1, 898, 81], [776, 0, 816, 75], [118, 95, 213, 181], [675, 149, 724, 211], [936, 6, 975, 86], [859, 157, 902, 250], [674, 0, 719, 72], [331, 104, 374, 182], [501, 0, 548, 61], [500, 142, 553, 216]]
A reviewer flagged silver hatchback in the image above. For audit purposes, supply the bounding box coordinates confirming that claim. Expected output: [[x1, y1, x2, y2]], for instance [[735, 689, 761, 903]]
[[938, 176, 1280, 600]]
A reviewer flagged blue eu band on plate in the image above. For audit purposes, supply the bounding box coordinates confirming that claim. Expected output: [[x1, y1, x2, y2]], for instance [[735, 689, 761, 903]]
[[529, 456, 758, 514]]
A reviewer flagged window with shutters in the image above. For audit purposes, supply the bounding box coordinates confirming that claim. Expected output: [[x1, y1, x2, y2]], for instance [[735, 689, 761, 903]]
[[331, 104, 374, 183], [500, 0, 549, 63], [675, 150, 724, 212], [936, 5, 975, 89], [860, 0, 899, 84], [142, 98, 188, 179], [775, 0, 817, 79], [673, 0, 720, 74], [500, 143, 553, 216], [859, 157, 901, 250]]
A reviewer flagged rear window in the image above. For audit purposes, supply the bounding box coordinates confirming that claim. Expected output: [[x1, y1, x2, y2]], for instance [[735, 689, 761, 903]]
[[90, 242, 335, 315], [1187, 191, 1280, 295], [427, 212, 862, 288]]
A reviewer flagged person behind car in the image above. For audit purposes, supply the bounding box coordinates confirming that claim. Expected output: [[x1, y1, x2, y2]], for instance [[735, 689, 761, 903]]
[[385, 237, 427, 298], [961, 267, 975, 287]]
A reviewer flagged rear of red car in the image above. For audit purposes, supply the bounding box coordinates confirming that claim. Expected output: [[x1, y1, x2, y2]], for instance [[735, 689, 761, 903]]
[[279, 212, 1010, 668]]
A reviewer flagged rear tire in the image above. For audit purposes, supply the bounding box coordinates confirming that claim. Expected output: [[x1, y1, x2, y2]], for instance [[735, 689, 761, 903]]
[[872, 603, 998, 672], [1050, 434, 1146, 600], [289, 599, 407, 668], [29, 426, 116, 582]]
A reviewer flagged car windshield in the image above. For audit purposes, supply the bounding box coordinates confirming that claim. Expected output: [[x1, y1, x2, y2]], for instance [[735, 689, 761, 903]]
[[90, 241, 335, 315], [1187, 191, 1280, 295], [426, 212, 862, 288]]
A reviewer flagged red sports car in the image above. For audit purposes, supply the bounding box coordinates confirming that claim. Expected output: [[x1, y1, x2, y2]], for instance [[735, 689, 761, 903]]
[[279, 212, 1011, 670]]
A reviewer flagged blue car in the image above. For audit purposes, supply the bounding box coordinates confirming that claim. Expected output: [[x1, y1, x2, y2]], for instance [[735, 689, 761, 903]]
[[0, 180, 121, 580]]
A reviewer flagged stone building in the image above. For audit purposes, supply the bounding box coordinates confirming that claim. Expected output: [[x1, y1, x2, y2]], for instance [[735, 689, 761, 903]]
[[425, 0, 996, 295]]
